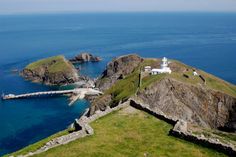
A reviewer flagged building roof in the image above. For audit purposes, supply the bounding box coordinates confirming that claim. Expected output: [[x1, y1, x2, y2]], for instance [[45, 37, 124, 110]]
[[151, 69, 163, 72]]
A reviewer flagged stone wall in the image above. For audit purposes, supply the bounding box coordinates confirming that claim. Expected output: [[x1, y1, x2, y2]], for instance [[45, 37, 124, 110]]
[[130, 98, 236, 157], [170, 121, 236, 157], [130, 99, 177, 125]]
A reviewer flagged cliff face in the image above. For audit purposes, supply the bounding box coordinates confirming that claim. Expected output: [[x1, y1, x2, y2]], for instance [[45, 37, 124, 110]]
[[137, 78, 236, 131], [21, 56, 79, 85], [96, 54, 143, 91]]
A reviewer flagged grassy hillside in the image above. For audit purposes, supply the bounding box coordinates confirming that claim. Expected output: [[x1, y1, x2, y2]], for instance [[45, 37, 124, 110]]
[[140, 59, 236, 97], [26, 55, 74, 73], [105, 68, 140, 104], [103, 58, 236, 107], [9, 107, 227, 157], [104, 59, 165, 104]]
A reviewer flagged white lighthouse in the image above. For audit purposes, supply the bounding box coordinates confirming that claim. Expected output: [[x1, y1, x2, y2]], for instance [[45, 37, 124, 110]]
[[151, 57, 172, 75], [161, 57, 169, 69]]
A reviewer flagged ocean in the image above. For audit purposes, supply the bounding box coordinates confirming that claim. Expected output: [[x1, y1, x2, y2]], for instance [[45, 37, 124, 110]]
[[0, 12, 236, 155]]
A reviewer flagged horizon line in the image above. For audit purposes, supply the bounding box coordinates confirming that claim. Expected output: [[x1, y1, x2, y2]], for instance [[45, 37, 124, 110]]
[[1, 10, 236, 16]]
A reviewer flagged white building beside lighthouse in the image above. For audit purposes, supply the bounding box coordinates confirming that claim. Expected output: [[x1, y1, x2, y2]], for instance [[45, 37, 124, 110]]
[[151, 57, 172, 75]]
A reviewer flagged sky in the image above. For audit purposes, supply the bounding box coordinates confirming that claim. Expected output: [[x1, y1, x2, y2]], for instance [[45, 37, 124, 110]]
[[0, 0, 236, 14]]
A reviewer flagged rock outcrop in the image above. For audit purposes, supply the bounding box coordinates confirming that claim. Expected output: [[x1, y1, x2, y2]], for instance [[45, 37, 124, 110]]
[[87, 54, 143, 115], [87, 94, 112, 116], [70, 52, 101, 63], [137, 78, 236, 131], [21, 55, 79, 85], [96, 54, 143, 91]]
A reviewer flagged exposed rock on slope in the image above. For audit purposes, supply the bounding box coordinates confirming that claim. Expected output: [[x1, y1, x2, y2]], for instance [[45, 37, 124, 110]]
[[137, 78, 236, 130], [87, 94, 112, 116], [96, 54, 143, 91], [69, 52, 101, 63], [21, 55, 79, 85], [88, 54, 143, 115]]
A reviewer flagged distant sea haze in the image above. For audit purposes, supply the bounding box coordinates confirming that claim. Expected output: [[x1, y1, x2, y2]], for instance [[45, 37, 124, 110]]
[[0, 12, 236, 156]]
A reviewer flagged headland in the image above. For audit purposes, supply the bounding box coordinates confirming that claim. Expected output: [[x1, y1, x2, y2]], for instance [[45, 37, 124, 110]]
[[7, 54, 236, 157]]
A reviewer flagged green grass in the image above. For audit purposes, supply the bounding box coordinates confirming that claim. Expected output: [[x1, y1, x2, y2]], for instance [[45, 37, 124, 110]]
[[106, 69, 140, 104], [6, 129, 73, 157], [170, 71, 236, 97], [26, 55, 74, 73], [203, 72, 236, 97], [140, 74, 167, 90], [172, 60, 236, 97], [25, 107, 226, 157]]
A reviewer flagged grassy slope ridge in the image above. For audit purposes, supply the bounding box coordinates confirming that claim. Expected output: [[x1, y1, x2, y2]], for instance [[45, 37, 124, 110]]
[[169, 60, 236, 97], [26, 55, 74, 73], [25, 107, 226, 157], [140, 59, 236, 97]]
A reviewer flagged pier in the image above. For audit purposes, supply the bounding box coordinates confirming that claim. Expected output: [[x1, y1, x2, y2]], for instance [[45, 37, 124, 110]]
[[2, 88, 103, 100]]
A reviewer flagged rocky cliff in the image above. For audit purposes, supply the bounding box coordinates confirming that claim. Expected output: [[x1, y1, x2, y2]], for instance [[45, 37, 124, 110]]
[[96, 54, 143, 91], [21, 55, 79, 85], [90, 54, 236, 131], [137, 78, 236, 131]]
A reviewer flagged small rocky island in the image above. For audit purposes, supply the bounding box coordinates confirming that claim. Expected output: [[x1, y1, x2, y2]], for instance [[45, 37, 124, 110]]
[[21, 55, 79, 85], [69, 52, 101, 63], [20, 53, 99, 86]]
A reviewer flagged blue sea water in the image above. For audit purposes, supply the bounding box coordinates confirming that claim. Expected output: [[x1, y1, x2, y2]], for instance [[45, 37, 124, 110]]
[[0, 12, 236, 155]]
